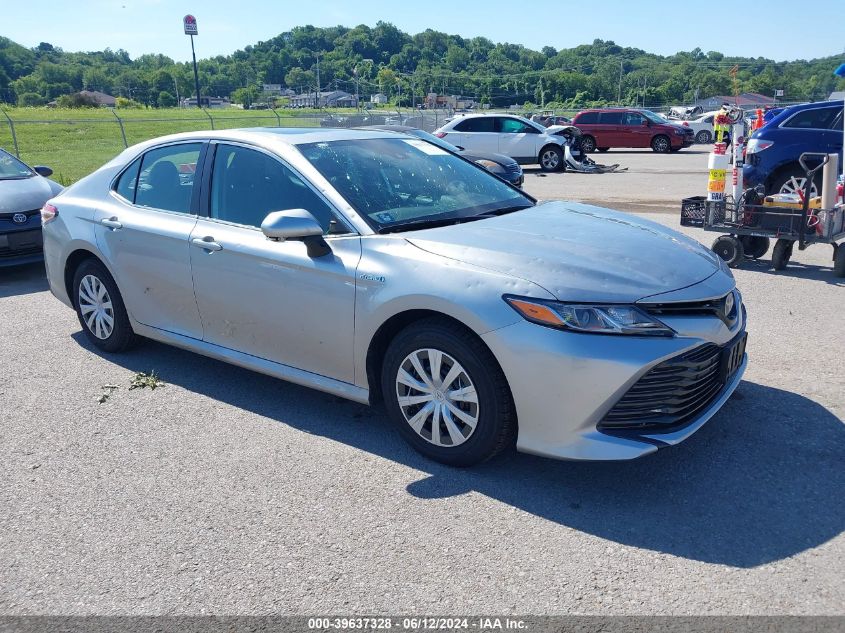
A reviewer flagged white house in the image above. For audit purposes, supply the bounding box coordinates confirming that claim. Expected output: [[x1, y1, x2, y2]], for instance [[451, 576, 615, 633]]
[[370, 93, 388, 104]]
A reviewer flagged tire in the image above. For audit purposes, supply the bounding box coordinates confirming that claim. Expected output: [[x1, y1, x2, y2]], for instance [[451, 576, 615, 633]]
[[597, 147, 610, 153], [538, 145, 563, 172], [72, 258, 137, 353], [695, 130, 712, 144], [740, 235, 770, 259], [771, 238, 794, 271], [711, 235, 745, 268], [770, 166, 819, 198], [580, 135, 596, 153], [833, 243, 845, 278], [381, 318, 516, 467], [651, 135, 671, 153]]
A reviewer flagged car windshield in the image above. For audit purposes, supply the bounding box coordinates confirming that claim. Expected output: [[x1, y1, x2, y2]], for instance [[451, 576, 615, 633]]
[[404, 128, 462, 154], [640, 110, 667, 125], [298, 137, 532, 232], [0, 150, 35, 180]]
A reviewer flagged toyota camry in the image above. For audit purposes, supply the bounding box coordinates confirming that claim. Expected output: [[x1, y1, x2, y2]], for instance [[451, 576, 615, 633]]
[[41, 128, 747, 465]]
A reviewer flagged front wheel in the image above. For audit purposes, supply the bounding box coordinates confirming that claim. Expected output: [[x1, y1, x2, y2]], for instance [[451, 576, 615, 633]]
[[712, 235, 745, 268], [651, 135, 671, 153], [381, 318, 516, 466], [580, 135, 596, 153], [771, 239, 794, 271], [72, 258, 137, 352], [538, 145, 564, 172]]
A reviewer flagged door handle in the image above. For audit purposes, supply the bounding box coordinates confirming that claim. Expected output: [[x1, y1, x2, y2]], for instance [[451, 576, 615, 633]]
[[191, 237, 223, 252], [100, 217, 122, 230]]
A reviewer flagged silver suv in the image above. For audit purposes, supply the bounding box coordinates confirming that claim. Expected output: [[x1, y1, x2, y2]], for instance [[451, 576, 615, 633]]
[[434, 114, 567, 172]]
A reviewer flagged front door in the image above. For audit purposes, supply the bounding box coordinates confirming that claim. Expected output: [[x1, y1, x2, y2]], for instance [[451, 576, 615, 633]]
[[622, 111, 651, 147], [94, 141, 205, 339], [188, 142, 361, 382], [495, 117, 541, 163]]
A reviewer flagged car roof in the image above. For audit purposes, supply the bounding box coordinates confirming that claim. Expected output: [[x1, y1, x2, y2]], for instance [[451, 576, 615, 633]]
[[765, 100, 843, 127], [132, 127, 401, 148]]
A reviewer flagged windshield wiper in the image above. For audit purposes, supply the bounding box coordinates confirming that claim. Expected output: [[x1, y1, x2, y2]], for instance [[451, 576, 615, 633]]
[[376, 215, 485, 234], [474, 204, 533, 217]]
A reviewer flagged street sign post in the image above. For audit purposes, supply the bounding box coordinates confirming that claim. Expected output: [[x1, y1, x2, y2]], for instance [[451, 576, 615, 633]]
[[184, 15, 201, 108]]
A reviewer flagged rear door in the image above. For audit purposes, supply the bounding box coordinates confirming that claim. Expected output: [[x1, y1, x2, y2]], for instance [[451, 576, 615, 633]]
[[597, 111, 625, 147], [94, 141, 206, 339], [495, 117, 542, 162], [445, 117, 499, 153]]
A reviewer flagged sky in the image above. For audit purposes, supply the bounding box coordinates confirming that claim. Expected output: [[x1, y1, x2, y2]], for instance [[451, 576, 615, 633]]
[[4, 0, 845, 63]]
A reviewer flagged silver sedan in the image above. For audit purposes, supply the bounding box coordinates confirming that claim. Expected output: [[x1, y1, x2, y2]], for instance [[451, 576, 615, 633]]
[[42, 128, 747, 465]]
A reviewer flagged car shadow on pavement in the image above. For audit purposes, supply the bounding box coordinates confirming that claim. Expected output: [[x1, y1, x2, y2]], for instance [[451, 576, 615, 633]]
[[74, 334, 844, 569], [737, 257, 844, 285], [0, 262, 48, 298]]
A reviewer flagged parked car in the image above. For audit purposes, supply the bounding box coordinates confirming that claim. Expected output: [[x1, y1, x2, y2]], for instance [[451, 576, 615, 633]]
[[433, 113, 568, 171], [361, 124, 523, 187], [0, 148, 63, 267], [571, 108, 695, 153], [674, 111, 720, 144], [743, 100, 843, 196], [42, 128, 746, 466]]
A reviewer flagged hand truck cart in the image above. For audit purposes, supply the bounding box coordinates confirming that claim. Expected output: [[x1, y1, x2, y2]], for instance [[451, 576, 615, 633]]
[[680, 153, 845, 277]]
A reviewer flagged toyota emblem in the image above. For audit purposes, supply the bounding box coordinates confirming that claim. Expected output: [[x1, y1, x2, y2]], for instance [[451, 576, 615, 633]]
[[12, 213, 27, 224]]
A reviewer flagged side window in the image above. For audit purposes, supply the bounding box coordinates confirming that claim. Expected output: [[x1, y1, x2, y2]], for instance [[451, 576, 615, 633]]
[[575, 111, 598, 124], [783, 107, 840, 130], [623, 112, 645, 126], [114, 157, 141, 203], [210, 144, 341, 233], [135, 143, 202, 213], [599, 112, 624, 125], [453, 117, 495, 133], [703, 115, 714, 124], [499, 118, 539, 134]]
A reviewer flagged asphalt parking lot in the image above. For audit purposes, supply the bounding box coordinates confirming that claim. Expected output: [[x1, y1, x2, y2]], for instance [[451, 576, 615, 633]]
[[1, 150, 843, 615]]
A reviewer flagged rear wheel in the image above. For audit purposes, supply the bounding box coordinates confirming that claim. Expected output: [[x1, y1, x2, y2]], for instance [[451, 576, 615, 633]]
[[381, 318, 516, 466], [538, 145, 563, 172], [72, 258, 137, 352], [712, 235, 745, 268], [771, 238, 794, 270], [651, 135, 671, 153], [580, 135, 596, 153], [695, 130, 713, 144], [740, 235, 770, 259], [833, 243, 845, 277]]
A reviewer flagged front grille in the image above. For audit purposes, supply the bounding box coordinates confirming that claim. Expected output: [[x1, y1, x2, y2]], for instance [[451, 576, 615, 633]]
[[504, 163, 521, 174], [0, 245, 42, 259], [600, 342, 728, 432], [643, 292, 739, 327]]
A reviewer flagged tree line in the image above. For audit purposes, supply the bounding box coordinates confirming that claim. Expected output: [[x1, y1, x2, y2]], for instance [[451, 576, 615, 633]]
[[1, 23, 843, 110]]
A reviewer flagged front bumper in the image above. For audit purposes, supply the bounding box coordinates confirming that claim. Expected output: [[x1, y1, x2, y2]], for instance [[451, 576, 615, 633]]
[[0, 212, 44, 267], [482, 313, 746, 461]]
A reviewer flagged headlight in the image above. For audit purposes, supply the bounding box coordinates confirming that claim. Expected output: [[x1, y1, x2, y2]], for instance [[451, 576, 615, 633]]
[[475, 159, 503, 172], [504, 296, 674, 336]]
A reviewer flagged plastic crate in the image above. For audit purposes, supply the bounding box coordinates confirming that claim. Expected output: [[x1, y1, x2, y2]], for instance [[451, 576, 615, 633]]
[[680, 196, 706, 227]]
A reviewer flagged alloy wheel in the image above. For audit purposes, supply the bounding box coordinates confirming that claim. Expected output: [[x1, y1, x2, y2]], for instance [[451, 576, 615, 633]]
[[779, 176, 818, 198], [78, 274, 115, 340], [395, 348, 479, 447], [540, 149, 560, 170]]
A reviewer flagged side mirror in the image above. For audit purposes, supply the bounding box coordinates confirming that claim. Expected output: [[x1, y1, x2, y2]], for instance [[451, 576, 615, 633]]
[[34, 165, 53, 177], [261, 209, 331, 258]]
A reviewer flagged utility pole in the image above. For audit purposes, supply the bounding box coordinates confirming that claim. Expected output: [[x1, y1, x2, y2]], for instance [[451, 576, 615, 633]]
[[618, 60, 623, 104]]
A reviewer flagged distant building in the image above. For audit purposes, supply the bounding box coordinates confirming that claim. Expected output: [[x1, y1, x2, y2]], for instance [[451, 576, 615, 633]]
[[180, 96, 232, 108], [262, 84, 282, 95], [370, 93, 388, 104], [693, 92, 777, 109], [290, 90, 356, 108], [425, 93, 476, 109], [46, 90, 117, 108]]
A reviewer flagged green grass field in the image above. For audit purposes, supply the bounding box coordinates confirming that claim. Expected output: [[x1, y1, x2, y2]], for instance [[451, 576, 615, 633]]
[[0, 107, 346, 184]]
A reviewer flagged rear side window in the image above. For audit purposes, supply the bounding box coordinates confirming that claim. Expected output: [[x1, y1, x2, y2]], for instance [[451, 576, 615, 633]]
[[622, 112, 645, 126], [599, 112, 624, 124], [783, 107, 840, 130], [575, 111, 598, 124], [454, 117, 495, 133], [114, 158, 141, 202], [135, 143, 202, 214]]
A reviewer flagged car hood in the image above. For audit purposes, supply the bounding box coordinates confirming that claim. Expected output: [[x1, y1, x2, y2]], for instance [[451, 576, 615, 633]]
[[0, 176, 56, 213], [405, 201, 724, 303]]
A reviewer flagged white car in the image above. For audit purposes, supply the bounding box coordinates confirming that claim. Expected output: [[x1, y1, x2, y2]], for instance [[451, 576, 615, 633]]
[[434, 114, 568, 172], [674, 111, 720, 144]]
